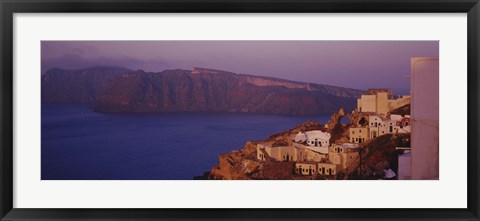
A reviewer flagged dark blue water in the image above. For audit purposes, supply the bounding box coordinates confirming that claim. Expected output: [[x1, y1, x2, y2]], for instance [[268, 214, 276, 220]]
[[41, 104, 330, 180]]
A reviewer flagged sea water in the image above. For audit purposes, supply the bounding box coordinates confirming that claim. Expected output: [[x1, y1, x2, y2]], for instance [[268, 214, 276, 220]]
[[41, 104, 331, 180]]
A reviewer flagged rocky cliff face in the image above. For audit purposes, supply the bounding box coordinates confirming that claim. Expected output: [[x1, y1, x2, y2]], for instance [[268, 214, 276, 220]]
[[41, 66, 131, 103], [42, 66, 363, 115], [91, 67, 363, 115]]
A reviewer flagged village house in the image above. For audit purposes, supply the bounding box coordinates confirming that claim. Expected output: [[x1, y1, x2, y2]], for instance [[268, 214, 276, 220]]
[[365, 114, 411, 140], [328, 143, 360, 170], [376, 114, 412, 135], [368, 114, 386, 139], [357, 89, 410, 116], [293, 130, 331, 159], [380, 119, 396, 134], [349, 127, 368, 143], [293, 143, 328, 162], [294, 130, 331, 147], [295, 143, 359, 176], [357, 89, 390, 115], [392, 114, 411, 133], [258, 129, 362, 177], [256, 144, 297, 162], [317, 162, 339, 176], [295, 161, 339, 176], [257, 141, 330, 163], [295, 162, 318, 176]]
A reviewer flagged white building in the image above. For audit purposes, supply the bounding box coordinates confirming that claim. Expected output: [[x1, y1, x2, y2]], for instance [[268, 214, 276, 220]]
[[294, 130, 331, 147], [392, 115, 411, 133], [368, 114, 387, 139], [380, 119, 396, 134], [368, 114, 411, 140], [294, 132, 307, 143]]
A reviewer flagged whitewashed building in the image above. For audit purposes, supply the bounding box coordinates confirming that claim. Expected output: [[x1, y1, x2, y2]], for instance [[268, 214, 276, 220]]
[[304, 130, 331, 147]]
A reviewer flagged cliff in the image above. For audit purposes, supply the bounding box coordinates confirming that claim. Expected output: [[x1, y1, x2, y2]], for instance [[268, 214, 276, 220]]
[[91, 67, 363, 115], [42, 67, 363, 115], [41, 66, 131, 103]]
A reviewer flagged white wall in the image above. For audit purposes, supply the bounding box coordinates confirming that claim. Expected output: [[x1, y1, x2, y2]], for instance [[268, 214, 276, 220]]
[[410, 57, 439, 180]]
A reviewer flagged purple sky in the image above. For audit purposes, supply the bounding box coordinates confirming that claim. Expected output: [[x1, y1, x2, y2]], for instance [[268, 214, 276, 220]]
[[41, 41, 439, 95]]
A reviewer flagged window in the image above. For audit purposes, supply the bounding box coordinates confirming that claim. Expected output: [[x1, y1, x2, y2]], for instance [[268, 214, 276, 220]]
[[359, 129, 362, 133], [352, 131, 355, 134]]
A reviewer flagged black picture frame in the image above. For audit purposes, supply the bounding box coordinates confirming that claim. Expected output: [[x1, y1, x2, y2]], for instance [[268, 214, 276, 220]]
[[1, 0, 479, 220]]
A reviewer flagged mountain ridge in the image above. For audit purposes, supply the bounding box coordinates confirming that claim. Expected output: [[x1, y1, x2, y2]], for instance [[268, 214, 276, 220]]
[[42, 66, 364, 115]]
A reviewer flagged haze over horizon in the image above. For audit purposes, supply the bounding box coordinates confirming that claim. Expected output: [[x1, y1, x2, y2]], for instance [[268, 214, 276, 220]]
[[41, 41, 439, 95]]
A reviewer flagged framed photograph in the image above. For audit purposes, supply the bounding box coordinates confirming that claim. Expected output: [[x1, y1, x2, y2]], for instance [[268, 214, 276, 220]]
[[1, 0, 479, 220]]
